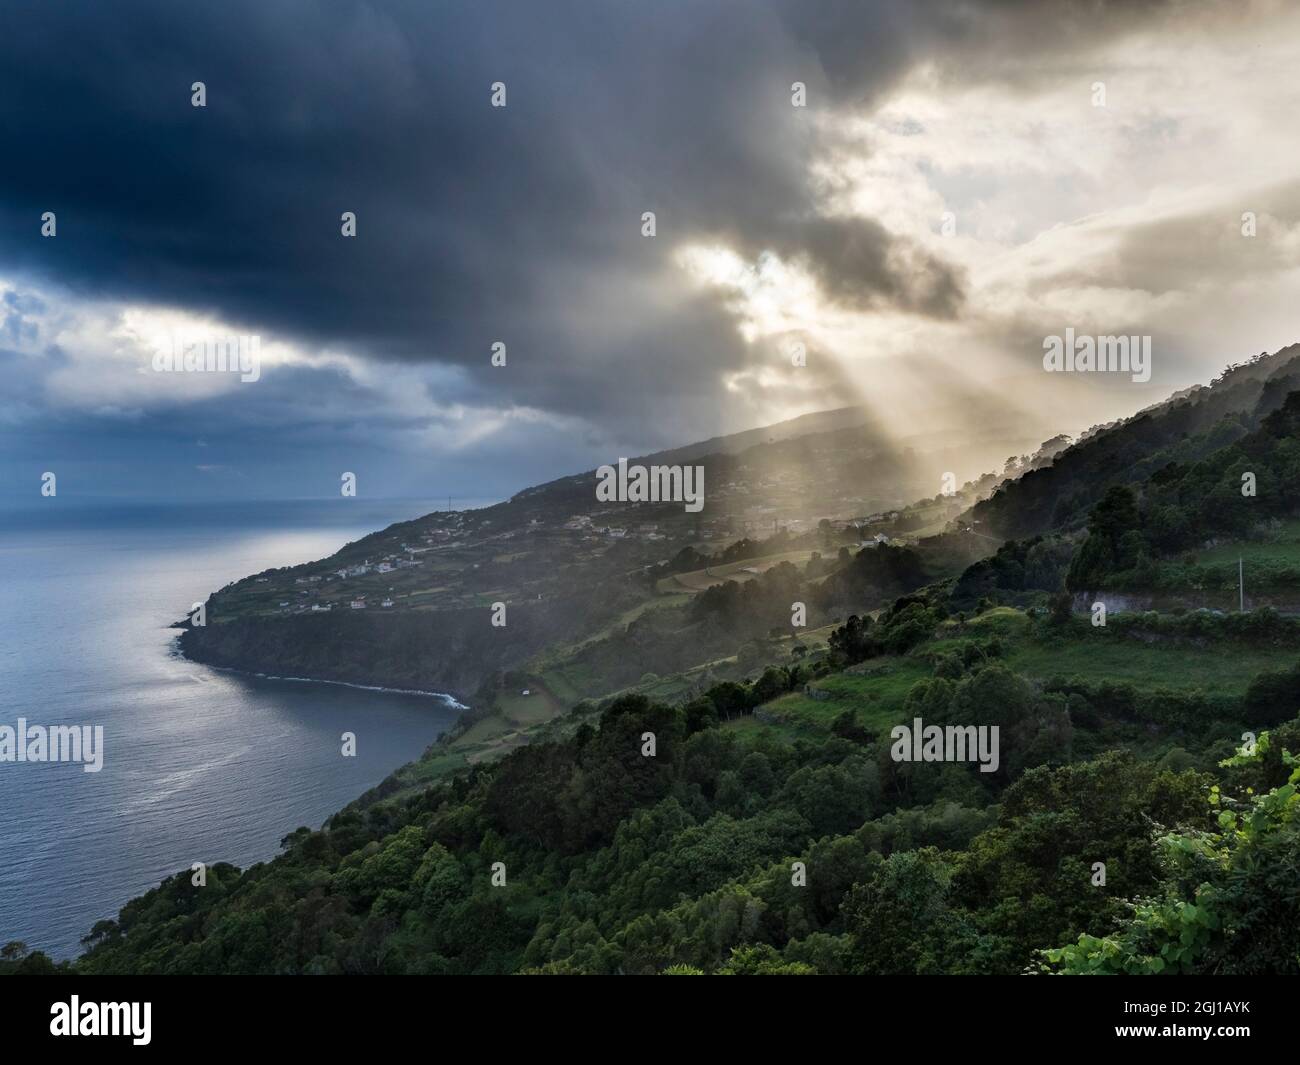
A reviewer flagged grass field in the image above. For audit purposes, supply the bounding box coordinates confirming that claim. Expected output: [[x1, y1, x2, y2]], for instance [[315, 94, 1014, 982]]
[[496, 685, 564, 726], [1198, 519, 1300, 566], [455, 714, 515, 745], [1189, 537, 1300, 595], [366, 597, 1300, 809], [539, 668, 588, 706], [1199, 541, 1300, 568], [750, 602, 1292, 743], [532, 592, 692, 670], [657, 549, 817, 593], [930, 606, 1283, 694], [722, 715, 802, 742], [1002, 637, 1285, 695], [754, 657, 932, 734]]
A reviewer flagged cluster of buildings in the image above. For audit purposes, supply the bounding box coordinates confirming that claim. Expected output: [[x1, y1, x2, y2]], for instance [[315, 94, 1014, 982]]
[[334, 552, 425, 580], [562, 513, 667, 542], [268, 548, 429, 615], [347, 595, 396, 610], [348, 595, 397, 611]]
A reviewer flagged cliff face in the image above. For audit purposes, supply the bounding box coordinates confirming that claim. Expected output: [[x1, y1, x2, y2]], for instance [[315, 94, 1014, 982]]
[[179, 601, 580, 701]]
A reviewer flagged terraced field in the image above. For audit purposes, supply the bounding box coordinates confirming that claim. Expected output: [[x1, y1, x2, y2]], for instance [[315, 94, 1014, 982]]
[[656, 549, 820, 593]]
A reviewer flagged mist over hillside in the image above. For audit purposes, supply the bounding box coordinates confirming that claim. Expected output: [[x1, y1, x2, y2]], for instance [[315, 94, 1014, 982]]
[[8, 0, 1300, 1016], [179, 338, 1300, 717], [35, 337, 1300, 984]]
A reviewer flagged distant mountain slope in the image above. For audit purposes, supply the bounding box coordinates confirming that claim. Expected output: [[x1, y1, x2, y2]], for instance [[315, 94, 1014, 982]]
[[640, 406, 873, 465], [1063, 387, 1300, 597], [963, 344, 1300, 541], [180, 344, 1300, 702], [178, 395, 1051, 699], [514, 398, 1047, 527]]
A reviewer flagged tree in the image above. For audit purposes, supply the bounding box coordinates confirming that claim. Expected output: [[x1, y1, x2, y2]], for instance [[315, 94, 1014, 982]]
[[1066, 485, 1142, 591], [843, 849, 966, 975], [828, 614, 875, 665], [830, 710, 872, 746], [1242, 662, 1300, 727], [1048, 592, 1072, 626], [1042, 740, 1300, 975]]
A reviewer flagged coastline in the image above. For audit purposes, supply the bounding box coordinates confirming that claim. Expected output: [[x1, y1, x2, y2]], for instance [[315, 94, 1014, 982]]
[[172, 606, 509, 708], [170, 638, 471, 709]]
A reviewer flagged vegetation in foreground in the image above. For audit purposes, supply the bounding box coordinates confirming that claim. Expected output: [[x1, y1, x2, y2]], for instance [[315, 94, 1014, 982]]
[[6, 351, 1300, 976], [4, 594, 1298, 976]]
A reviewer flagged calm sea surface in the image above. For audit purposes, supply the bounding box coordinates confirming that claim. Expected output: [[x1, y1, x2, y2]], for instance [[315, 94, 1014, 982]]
[[0, 500, 478, 958]]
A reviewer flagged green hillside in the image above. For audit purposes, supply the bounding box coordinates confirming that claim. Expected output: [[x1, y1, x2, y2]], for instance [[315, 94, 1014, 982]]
[[10, 348, 1300, 977], [24, 594, 1297, 977]]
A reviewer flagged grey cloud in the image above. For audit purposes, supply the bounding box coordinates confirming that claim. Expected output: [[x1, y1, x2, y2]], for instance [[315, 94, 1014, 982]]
[[0, 0, 1211, 499], [736, 216, 966, 316], [0, 2, 982, 426]]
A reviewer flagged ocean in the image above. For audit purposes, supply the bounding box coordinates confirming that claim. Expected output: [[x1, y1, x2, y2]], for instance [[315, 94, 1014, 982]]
[[0, 499, 476, 959]]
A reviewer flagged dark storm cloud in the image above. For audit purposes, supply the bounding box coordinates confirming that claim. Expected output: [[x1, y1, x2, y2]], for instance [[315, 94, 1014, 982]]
[[0, 0, 1193, 460], [711, 215, 966, 316], [776, 0, 1186, 92], [0, 0, 972, 426]]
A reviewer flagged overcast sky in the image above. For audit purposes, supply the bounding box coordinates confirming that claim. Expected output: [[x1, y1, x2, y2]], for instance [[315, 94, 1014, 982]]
[[3, 0, 1299, 503]]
